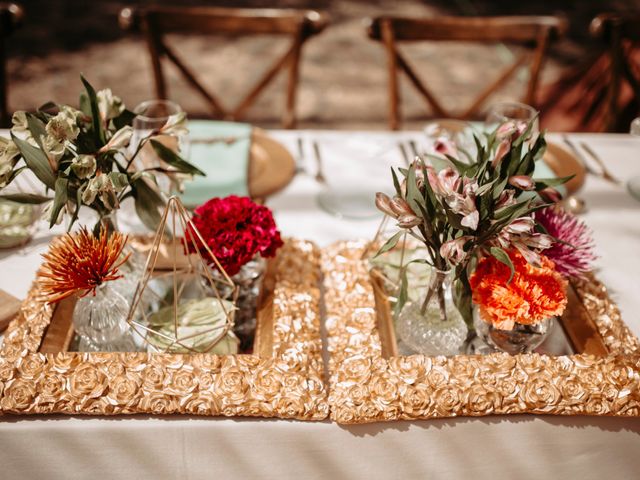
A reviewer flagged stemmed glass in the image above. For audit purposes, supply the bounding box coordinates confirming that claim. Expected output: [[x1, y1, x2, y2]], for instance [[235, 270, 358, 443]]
[[132, 99, 190, 195], [486, 101, 539, 135], [627, 118, 640, 201]]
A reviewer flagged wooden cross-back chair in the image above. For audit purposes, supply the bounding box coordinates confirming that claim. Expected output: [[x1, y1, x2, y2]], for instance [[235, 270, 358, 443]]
[[0, 2, 23, 128], [590, 13, 640, 132], [367, 16, 568, 129], [119, 6, 329, 129]]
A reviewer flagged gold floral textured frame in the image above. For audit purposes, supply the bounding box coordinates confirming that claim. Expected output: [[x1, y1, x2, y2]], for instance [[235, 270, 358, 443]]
[[323, 241, 640, 424], [0, 239, 328, 420]]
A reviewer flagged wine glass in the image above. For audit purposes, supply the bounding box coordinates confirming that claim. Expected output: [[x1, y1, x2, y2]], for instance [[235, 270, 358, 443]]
[[486, 101, 539, 135], [132, 100, 190, 194], [627, 117, 640, 201]]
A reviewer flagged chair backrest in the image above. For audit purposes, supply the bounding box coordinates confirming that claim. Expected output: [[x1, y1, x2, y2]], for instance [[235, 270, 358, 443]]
[[590, 13, 640, 131], [367, 15, 567, 129], [119, 6, 328, 129], [0, 2, 23, 127]]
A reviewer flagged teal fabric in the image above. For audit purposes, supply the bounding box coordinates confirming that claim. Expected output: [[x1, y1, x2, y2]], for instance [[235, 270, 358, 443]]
[[179, 120, 252, 208]]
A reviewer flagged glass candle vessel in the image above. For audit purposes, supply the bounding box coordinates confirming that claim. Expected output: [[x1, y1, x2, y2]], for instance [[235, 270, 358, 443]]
[[396, 268, 468, 356]]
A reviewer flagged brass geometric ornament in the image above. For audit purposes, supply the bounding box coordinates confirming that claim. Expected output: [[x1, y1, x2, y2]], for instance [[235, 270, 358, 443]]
[[126, 195, 240, 354]]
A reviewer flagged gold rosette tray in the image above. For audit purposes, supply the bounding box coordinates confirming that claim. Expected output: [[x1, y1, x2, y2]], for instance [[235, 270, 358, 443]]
[[0, 238, 328, 420], [323, 241, 640, 424]]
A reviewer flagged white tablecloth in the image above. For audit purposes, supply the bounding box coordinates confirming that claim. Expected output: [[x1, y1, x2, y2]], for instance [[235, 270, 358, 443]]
[[1, 130, 639, 479]]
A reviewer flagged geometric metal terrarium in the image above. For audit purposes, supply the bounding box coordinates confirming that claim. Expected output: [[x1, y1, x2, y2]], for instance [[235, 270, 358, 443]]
[[126, 195, 240, 354]]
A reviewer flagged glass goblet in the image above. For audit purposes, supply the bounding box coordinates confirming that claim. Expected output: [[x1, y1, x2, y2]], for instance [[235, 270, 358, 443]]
[[132, 99, 190, 195]]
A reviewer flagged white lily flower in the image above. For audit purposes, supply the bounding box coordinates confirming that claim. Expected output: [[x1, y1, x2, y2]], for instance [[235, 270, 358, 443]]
[[11, 111, 29, 135], [0, 138, 21, 188]]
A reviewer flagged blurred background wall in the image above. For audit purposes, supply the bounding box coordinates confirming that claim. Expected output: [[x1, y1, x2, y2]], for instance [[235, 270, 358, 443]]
[[6, 0, 640, 129]]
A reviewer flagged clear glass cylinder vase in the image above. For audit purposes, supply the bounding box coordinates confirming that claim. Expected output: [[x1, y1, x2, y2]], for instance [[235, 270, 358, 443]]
[[472, 306, 551, 355], [73, 281, 134, 351], [209, 256, 265, 352], [396, 268, 468, 356]]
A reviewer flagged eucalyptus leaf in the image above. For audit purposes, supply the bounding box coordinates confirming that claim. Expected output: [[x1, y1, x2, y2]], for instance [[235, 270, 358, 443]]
[[393, 270, 409, 317], [0, 192, 51, 204], [490, 246, 515, 283], [374, 231, 403, 258], [108, 171, 129, 190], [80, 75, 105, 145], [50, 177, 68, 228], [149, 139, 205, 176], [132, 178, 165, 232], [11, 133, 56, 189], [534, 175, 573, 189]]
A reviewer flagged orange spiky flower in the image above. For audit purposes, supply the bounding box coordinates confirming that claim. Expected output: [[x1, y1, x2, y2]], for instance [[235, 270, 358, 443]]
[[40, 226, 130, 302]]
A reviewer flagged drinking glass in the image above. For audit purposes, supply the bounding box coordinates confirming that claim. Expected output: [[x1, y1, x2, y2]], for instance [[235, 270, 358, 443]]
[[485, 101, 539, 134], [132, 100, 190, 194], [627, 117, 640, 201]]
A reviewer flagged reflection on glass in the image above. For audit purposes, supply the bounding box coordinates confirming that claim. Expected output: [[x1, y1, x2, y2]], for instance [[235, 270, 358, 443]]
[[486, 101, 539, 134], [628, 118, 640, 202]]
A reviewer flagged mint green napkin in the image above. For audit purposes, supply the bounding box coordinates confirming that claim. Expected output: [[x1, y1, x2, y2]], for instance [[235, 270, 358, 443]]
[[179, 120, 252, 208]]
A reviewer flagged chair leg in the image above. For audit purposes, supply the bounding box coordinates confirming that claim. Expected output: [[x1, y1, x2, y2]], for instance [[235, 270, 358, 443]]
[[284, 29, 303, 129], [381, 21, 400, 130]]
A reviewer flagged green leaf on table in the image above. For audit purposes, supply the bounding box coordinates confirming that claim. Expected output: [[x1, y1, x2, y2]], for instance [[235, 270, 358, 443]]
[[0, 192, 51, 204], [80, 75, 105, 146], [11, 133, 56, 189], [149, 139, 205, 176], [490, 246, 515, 283], [50, 177, 68, 228], [373, 231, 403, 259]]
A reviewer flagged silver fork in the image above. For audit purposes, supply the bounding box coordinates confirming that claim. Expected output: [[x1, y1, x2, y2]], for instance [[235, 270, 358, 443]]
[[296, 137, 306, 174], [312, 140, 328, 185], [579, 141, 621, 185]]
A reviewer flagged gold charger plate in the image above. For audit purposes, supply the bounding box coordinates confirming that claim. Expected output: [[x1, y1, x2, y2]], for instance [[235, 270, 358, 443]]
[[249, 129, 296, 199], [543, 141, 587, 195]]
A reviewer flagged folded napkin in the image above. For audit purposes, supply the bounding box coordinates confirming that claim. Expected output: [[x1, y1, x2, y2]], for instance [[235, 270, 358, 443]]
[[179, 121, 252, 208]]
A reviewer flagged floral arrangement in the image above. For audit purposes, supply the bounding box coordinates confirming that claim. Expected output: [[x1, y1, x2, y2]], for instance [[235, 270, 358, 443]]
[[375, 120, 589, 330], [186, 195, 283, 276], [40, 225, 129, 302], [469, 249, 568, 330], [0, 76, 203, 235]]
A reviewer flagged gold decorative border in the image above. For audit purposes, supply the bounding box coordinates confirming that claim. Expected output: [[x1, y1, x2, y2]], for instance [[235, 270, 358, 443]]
[[0, 239, 329, 420], [323, 241, 640, 424]]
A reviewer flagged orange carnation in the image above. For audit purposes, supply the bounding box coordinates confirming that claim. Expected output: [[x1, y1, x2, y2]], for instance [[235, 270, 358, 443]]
[[469, 249, 567, 330]]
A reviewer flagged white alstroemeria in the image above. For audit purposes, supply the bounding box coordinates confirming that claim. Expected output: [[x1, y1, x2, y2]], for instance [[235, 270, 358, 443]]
[[97, 88, 124, 120], [82, 173, 123, 210], [427, 167, 480, 230], [0, 137, 20, 187], [46, 106, 81, 142], [11, 111, 30, 135], [42, 135, 65, 166], [440, 235, 472, 266], [71, 154, 97, 179], [99, 126, 133, 153], [159, 112, 188, 137]]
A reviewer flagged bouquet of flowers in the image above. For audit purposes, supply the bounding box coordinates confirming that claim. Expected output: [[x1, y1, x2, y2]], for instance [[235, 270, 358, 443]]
[[375, 121, 595, 338], [0, 76, 203, 235]]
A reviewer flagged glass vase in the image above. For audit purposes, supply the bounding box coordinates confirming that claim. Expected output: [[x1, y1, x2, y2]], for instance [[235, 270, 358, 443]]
[[396, 268, 468, 356], [73, 281, 136, 351], [471, 306, 551, 355], [211, 256, 265, 352]]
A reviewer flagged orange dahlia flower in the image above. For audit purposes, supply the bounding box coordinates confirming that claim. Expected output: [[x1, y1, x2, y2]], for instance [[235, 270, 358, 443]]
[[470, 249, 567, 330]]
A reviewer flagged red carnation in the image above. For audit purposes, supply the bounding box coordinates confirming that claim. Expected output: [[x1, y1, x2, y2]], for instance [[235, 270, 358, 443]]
[[186, 196, 283, 276]]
